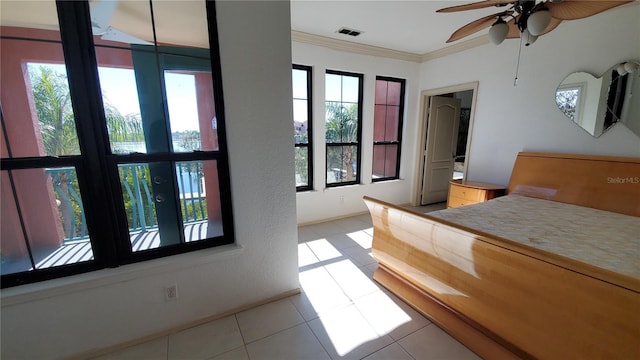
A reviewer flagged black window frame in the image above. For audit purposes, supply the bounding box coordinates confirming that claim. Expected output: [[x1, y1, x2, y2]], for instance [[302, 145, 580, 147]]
[[292, 64, 313, 192], [372, 76, 405, 182], [0, 0, 234, 288], [324, 69, 363, 188]]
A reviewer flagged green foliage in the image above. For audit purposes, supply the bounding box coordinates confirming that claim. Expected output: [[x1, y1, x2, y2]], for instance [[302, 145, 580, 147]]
[[29, 64, 207, 241], [294, 147, 308, 186], [182, 201, 207, 222], [29, 65, 79, 156], [105, 103, 145, 143], [325, 102, 358, 143], [173, 130, 201, 151], [49, 169, 86, 239], [118, 165, 158, 230], [325, 102, 359, 182]]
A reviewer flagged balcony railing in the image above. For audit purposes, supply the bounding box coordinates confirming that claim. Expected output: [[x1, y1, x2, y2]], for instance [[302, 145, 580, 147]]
[[46, 162, 207, 244]]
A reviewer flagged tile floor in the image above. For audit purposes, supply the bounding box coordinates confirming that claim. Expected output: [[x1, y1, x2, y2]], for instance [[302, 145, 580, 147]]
[[94, 203, 480, 360]]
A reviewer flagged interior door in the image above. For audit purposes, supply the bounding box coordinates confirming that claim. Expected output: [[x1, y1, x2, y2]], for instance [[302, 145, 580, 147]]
[[421, 96, 461, 205]]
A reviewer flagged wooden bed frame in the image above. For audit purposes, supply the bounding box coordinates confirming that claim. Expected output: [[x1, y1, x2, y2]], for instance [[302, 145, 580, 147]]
[[365, 152, 639, 359]]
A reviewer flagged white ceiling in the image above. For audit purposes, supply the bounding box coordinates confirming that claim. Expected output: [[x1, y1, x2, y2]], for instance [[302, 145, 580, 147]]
[[290, 0, 508, 55], [2, 0, 636, 56]]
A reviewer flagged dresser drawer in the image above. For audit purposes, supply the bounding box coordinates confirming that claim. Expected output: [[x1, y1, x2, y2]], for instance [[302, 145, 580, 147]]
[[447, 196, 479, 208], [449, 184, 484, 202], [447, 180, 506, 209]]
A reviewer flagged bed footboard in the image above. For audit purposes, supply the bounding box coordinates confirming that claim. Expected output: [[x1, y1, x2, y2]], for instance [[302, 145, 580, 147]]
[[364, 196, 640, 359]]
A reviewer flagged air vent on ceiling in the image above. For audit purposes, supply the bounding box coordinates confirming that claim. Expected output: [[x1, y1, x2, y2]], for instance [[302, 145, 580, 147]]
[[336, 27, 362, 37]]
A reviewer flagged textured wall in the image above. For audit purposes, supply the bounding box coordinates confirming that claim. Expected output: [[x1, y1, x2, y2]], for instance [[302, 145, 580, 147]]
[[0, 2, 298, 358], [419, 5, 640, 186], [292, 43, 421, 223]]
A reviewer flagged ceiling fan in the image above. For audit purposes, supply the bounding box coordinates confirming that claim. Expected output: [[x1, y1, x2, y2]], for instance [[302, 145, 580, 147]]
[[90, 0, 151, 45], [438, 0, 633, 46]]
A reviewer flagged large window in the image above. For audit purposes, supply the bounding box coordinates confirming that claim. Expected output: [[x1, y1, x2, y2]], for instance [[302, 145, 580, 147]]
[[372, 77, 405, 181], [325, 70, 363, 187], [0, 0, 234, 287], [292, 65, 313, 191]]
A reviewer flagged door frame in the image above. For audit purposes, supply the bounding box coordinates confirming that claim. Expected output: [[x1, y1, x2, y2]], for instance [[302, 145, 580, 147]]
[[412, 81, 479, 206]]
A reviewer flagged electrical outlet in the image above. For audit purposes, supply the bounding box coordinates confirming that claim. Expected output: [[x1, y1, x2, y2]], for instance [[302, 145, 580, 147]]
[[165, 284, 178, 301], [339, 195, 345, 204]]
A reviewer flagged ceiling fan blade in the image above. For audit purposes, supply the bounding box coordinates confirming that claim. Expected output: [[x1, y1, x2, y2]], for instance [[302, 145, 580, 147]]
[[547, 0, 633, 20], [446, 11, 513, 43], [90, 0, 118, 30], [505, 16, 562, 39], [101, 27, 152, 45], [538, 16, 562, 35], [437, 0, 514, 13]]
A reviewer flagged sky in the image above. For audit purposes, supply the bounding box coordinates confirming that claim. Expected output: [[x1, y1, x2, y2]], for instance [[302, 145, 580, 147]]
[[28, 62, 200, 133]]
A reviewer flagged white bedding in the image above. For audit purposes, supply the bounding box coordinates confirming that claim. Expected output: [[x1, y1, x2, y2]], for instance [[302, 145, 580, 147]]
[[429, 195, 640, 278]]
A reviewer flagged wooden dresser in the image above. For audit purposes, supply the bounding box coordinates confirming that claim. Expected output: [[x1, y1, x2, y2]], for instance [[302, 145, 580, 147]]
[[447, 180, 506, 208]]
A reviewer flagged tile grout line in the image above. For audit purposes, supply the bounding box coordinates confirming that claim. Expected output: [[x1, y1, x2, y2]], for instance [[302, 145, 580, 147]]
[[303, 319, 334, 360]]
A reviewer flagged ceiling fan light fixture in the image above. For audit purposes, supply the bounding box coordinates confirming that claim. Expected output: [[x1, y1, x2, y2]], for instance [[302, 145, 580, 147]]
[[616, 64, 628, 76], [524, 29, 538, 46], [624, 62, 639, 74], [488, 19, 509, 45], [527, 9, 551, 36]]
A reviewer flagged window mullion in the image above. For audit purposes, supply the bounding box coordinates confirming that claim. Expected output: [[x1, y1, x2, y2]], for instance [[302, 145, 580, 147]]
[[55, 0, 120, 267]]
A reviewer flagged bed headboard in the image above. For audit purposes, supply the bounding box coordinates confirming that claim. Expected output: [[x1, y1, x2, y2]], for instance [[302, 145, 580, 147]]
[[508, 152, 640, 217]]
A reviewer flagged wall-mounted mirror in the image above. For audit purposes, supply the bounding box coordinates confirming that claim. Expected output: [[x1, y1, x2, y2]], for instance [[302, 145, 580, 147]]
[[555, 60, 640, 138]]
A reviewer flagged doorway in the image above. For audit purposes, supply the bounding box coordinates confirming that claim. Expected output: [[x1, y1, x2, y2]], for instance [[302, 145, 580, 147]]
[[414, 82, 478, 206]]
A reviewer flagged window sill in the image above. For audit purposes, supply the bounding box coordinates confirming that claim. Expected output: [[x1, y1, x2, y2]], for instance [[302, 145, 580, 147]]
[[372, 178, 403, 183], [1, 243, 244, 306]]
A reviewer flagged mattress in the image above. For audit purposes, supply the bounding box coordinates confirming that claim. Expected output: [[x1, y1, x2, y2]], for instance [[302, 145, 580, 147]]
[[429, 195, 640, 279]]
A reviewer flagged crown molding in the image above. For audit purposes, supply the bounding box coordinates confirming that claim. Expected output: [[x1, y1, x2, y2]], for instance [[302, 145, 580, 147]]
[[291, 30, 488, 64], [291, 30, 422, 63], [420, 35, 490, 62]]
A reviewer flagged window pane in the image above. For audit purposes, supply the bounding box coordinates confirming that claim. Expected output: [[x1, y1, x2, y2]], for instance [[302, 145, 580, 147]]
[[165, 71, 218, 152], [1, 23, 83, 158], [387, 81, 402, 106], [373, 105, 386, 141], [177, 160, 223, 242], [292, 69, 308, 99], [342, 76, 359, 103], [293, 66, 312, 191], [95, 51, 220, 154], [118, 163, 160, 251], [385, 106, 400, 141], [119, 160, 223, 252], [294, 101, 309, 145], [326, 145, 357, 184], [326, 102, 359, 144], [374, 104, 400, 141], [372, 78, 404, 181], [375, 80, 387, 104], [295, 146, 309, 187], [96, 60, 147, 154], [372, 144, 398, 179], [91, 1, 219, 155], [293, 99, 309, 123], [1, 167, 94, 275], [325, 73, 342, 102]]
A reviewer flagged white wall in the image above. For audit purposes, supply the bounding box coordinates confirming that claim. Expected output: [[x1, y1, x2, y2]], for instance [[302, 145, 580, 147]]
[[293, 43, 421, 223], [0, 2, 299, 359], [419, 5, 640, 186]]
